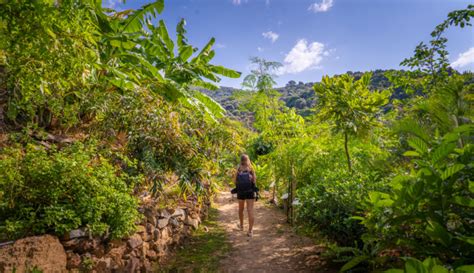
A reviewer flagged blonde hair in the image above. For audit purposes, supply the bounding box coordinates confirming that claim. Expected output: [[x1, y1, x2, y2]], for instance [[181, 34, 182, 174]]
[[238, 154, 254, 172]]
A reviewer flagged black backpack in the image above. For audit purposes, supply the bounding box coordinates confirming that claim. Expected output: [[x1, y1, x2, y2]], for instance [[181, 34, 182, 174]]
[[236, 171, 253, 193]]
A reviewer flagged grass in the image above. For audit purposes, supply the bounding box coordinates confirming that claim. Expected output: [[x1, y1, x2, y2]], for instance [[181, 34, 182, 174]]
[[159, 207, 232, 273]]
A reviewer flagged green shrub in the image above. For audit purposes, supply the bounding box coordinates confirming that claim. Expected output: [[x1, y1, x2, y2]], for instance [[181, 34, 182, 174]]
[[261, 136, 392, 245], [297, 168, 387, 245], [361, 125, 474, 263], [0, 143, 140, 240]]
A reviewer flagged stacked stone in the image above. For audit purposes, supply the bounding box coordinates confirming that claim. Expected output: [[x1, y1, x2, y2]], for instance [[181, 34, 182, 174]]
[[0, 197, 209, 273]]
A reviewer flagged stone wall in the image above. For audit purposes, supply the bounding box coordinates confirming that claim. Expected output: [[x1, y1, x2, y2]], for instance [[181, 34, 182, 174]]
[[0, 195, 209, 273]]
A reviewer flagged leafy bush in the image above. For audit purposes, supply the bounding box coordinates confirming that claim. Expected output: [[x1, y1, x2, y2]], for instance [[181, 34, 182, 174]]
[[0, 143, 140, 240], [361, 125, 474, 263], [259, 135, 392, 245], [297, 171, 382, 245]]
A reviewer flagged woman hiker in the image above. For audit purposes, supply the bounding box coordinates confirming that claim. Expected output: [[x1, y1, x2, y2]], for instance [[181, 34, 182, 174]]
[[233, 154, 257, 237]]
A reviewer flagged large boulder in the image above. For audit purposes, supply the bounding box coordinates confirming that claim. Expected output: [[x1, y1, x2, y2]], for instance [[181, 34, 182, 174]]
[[0, 235, 67, 273]]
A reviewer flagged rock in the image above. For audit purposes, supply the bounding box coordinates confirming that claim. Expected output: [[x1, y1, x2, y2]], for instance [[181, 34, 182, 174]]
[[153, 228, 161, 241], [125, 257, 140, 272], [188, 211, 199, 219], [95, 257, 112, 272], [140, 231, 152, 242], [136, 225, 146, 234], [182, 225, 192, 236], [140, 242, 149, 258], [171, 208, 186, 220], [62, 238, 80, 249], [141, 259, 153, 272], [169, 217, 180, 228], [160, 227, 170, 243], [107, 239, 125, 249], [66, 251, 81, 269], [144, 209, 157, 226], [107, 245, 126, 267], [75, 237, 101, 255], [146, 250, 158, 261], [158, 209, 171, 219], [157, 218, 169, 229], [172, 233, 182, 244], [92, 243, 105, 258], [146, 223, 154, 234], [0, 235, 67, 273], [68, 228, 87, 240], [127, 234, 143, 249], [184, 216, 199, 230]]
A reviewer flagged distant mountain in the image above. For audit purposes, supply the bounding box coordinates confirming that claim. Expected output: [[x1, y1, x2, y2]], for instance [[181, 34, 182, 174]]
[[201, 69, 407, 122]]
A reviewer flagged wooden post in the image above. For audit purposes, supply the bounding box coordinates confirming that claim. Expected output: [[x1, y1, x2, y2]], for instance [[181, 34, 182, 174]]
[[290, 165, 296, 225], [287, 168, 292, 223]]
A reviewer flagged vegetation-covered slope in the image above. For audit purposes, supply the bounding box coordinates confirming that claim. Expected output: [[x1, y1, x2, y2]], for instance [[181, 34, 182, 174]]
[[0, 0, 246, 241]]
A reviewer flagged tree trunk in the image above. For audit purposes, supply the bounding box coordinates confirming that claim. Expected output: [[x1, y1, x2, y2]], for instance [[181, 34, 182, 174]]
[[344, 132, 352, 172]]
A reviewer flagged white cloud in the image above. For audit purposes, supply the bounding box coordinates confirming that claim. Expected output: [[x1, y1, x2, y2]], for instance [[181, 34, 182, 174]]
[[215, 43, 226, 49], [232, 0, 248, 5], [308, 0, 334, 13], [262, 31, 279, 43], [104, 0, 120, 9], [257, 47, 264, 52], [278, 39, 327, 75], [451, 47, 474, 69]]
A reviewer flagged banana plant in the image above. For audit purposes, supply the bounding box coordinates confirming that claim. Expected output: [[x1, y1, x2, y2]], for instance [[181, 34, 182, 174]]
[[88, 0, 241, 120]]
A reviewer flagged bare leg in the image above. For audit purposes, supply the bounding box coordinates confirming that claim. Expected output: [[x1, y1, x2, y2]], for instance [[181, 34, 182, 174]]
[[238, 199, 245, 228], [246, 199, 255, 233]]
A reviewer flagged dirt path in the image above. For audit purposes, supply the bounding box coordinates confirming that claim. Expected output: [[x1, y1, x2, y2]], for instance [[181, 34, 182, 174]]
[[215, 191, 338, 273]]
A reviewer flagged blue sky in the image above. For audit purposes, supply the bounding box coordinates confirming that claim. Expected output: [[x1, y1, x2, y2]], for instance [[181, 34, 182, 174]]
[[108, 0, 473, 88]]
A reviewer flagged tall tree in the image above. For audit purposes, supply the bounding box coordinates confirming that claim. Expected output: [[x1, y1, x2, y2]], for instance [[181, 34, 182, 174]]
[[241, 57, 282, 94], [313, 73, 390, 172]]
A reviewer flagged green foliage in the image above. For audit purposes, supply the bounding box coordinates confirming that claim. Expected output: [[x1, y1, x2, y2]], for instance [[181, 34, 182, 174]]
[[1, 0, 240, 128], [0, 0, 245, 242], [395, 5, 473, 94], [361, 125, 474, 263], [285, 137, 390, 245], [1, 1, 99, 127], [242, 57, 282, 92], [0, 143, 140, 240], [313, 73, 390, 172], [384, 257, 474, 273], [314, 73, 390, 136]]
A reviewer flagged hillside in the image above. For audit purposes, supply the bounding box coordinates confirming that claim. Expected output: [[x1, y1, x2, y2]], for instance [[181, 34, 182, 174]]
[[202, 69, 408, 121]]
